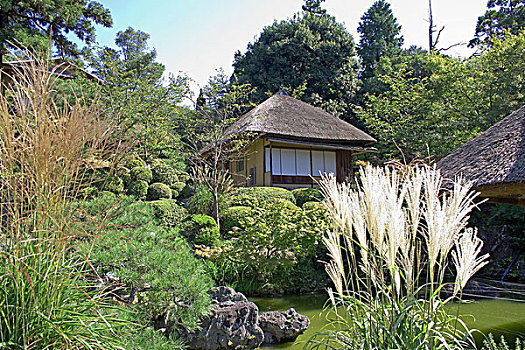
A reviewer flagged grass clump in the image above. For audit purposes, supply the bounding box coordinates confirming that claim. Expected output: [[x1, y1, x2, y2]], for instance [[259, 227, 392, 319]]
[[308, 164, 489, 350]]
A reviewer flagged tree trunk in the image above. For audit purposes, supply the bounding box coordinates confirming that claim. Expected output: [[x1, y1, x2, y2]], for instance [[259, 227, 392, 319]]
[[213, 189, 220, 233]]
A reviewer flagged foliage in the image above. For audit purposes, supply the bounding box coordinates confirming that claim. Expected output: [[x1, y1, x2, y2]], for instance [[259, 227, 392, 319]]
[[308, 165, 490, 349], [291, 188, 323, 207], [186, 185, 216, 216], [482, 334, 523, 350], [89, 27, 190, 158], [471, 0, 525, 47], [220, 205, 253, 234], [151, 158, 179, 187], [302, 0, 326, 15], [180, 214, 220, 247], [131, 165, 153, 183], [357, 0, 404, 80], [78, 195, 213, 339], [147, 182, 172, 200], [98, 173, 125, 193], [232, 13, 359, 119], [357, 34, 525, 161], [0, 55, 128, 348], [0, 0, 112, 62], [149, 199, 188, 227], [205, 199, 328, 295], [129, 180, 149, 200], [224, 186, 296, 207]]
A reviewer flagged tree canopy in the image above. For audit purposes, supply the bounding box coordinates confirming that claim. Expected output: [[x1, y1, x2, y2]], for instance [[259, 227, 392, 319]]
[[302, 0, 326, 15], [231, 13, 358, 119], [0, 0, 112, 63], [471, 0, 525, 46]]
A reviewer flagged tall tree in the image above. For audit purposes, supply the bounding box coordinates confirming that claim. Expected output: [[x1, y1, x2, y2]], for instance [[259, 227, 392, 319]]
[[0, 0, 112, 64], [232, 14, 358, 120], [470, 0, 525, 47], [302, 0, 326, 15], [89, 27, 190, 158], [357, 0, 403, 79]]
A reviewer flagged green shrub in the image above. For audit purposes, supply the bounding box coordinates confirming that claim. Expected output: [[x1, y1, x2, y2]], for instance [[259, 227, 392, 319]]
[[78, 196, 213, 340], [482, 334, 522, 350], [117, 166, 131, 186], [224, 187, 295, 208], [98, 174, 124, 194], [150, 159, 178, 187], [149, 199, 188, 226], [130, 166, 152, 183], [173, 181, 186, 193], [79, 186, 98, 199], [292, 188, 323, 207], [124, 155, 146, 169], [129, 180, 149, 200], [187, 185, 214, 215], [147, 182, 172, 200], [221, 206, 253, 234], [181, 214, 220, 247]]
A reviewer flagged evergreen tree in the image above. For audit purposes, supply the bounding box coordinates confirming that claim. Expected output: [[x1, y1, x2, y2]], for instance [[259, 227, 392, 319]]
[[0, 0, 112, 64], [357, 0, 403, 79], [302, 0, 326, 15]]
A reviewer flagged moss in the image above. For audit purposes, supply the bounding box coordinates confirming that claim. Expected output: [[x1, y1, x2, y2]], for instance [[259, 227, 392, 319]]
[[224, 187, 295, 208], [149, 199, 188, 226], [292, 188, 323, 207], [129, 180, 148, 200], [147, 182, 172, 201], [180, 214, 220, 247], [221, 206, 253, 234], [130, 166, 152, 183]]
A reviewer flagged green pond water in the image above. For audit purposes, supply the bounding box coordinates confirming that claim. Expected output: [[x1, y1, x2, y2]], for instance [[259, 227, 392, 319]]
[[251, 294, 525, 349]]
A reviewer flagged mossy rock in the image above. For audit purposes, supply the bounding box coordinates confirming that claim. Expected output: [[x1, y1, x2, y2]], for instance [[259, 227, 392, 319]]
[[129, 180, 148, 200], [149, 199, 188, 226], [147, 182, 172, 201], [292, 188, 323, 207], [221, 206, 253, 234], [180, 214, 220, 247], [130, 166, 152, 183], [224, 187, 295, 208]]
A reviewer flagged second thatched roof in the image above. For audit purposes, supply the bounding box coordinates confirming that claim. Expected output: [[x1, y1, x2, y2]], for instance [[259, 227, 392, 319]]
[[223, 93, 376, 145], [437, 105, 525, 202]]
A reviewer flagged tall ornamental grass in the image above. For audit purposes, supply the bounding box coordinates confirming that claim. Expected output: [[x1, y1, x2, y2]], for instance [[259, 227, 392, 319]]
[[309, 164, 489, 350], [0, 55, 127, 349]]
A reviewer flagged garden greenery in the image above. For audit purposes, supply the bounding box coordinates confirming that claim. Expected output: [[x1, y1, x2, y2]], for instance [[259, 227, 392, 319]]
[[309, 164, 490, 350]]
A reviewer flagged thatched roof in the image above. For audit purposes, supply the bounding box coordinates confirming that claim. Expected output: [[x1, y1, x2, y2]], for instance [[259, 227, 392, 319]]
[[437, 105, 525, 204], [223, 93, 376, 145]]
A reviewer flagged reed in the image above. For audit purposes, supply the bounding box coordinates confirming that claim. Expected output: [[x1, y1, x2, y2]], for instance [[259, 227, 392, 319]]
[[308, 164, 489, 350], [0, 53, 127, 349]]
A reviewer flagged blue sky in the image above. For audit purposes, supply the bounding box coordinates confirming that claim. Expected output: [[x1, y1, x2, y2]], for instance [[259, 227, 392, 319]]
[[92, 0, 488, 96]]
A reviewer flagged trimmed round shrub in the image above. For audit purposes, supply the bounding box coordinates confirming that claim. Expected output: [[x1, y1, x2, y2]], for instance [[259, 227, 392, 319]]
[[172, 181, 186, 193], [129, 180, 148, 200], [292, 188, 323, 207], [181, 214, 220, 247], [124, 155, 146, 169], [221, 206, 253, 234], [224, 187, 295, 208], [117, 166, 131, 186], [130, 166, 152, 183], [149, 199, 188, 226], [150, 159, 177, 187], [98, 174, 124, 194], [147, 182, 172, 201]]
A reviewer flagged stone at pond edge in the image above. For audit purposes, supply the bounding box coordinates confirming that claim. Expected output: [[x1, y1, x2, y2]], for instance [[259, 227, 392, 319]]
[[182, 286, 264, 350], [259, 308, 310, 344]]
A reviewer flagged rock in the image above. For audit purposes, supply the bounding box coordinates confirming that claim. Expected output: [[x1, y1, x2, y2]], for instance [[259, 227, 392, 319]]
[[259, 308, 310, 344], [183, 286, 264, 350]]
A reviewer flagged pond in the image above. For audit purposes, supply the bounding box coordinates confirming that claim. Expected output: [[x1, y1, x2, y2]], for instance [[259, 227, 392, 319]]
[[251, 294, 525, 349]]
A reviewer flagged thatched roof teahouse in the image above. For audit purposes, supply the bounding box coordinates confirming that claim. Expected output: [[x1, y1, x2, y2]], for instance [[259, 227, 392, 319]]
[[222, 92, 376, 188], [437, 105, 525, 206]]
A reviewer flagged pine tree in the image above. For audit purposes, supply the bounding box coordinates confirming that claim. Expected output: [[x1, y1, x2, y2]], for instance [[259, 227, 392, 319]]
[[302, 0, 327, 15]]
